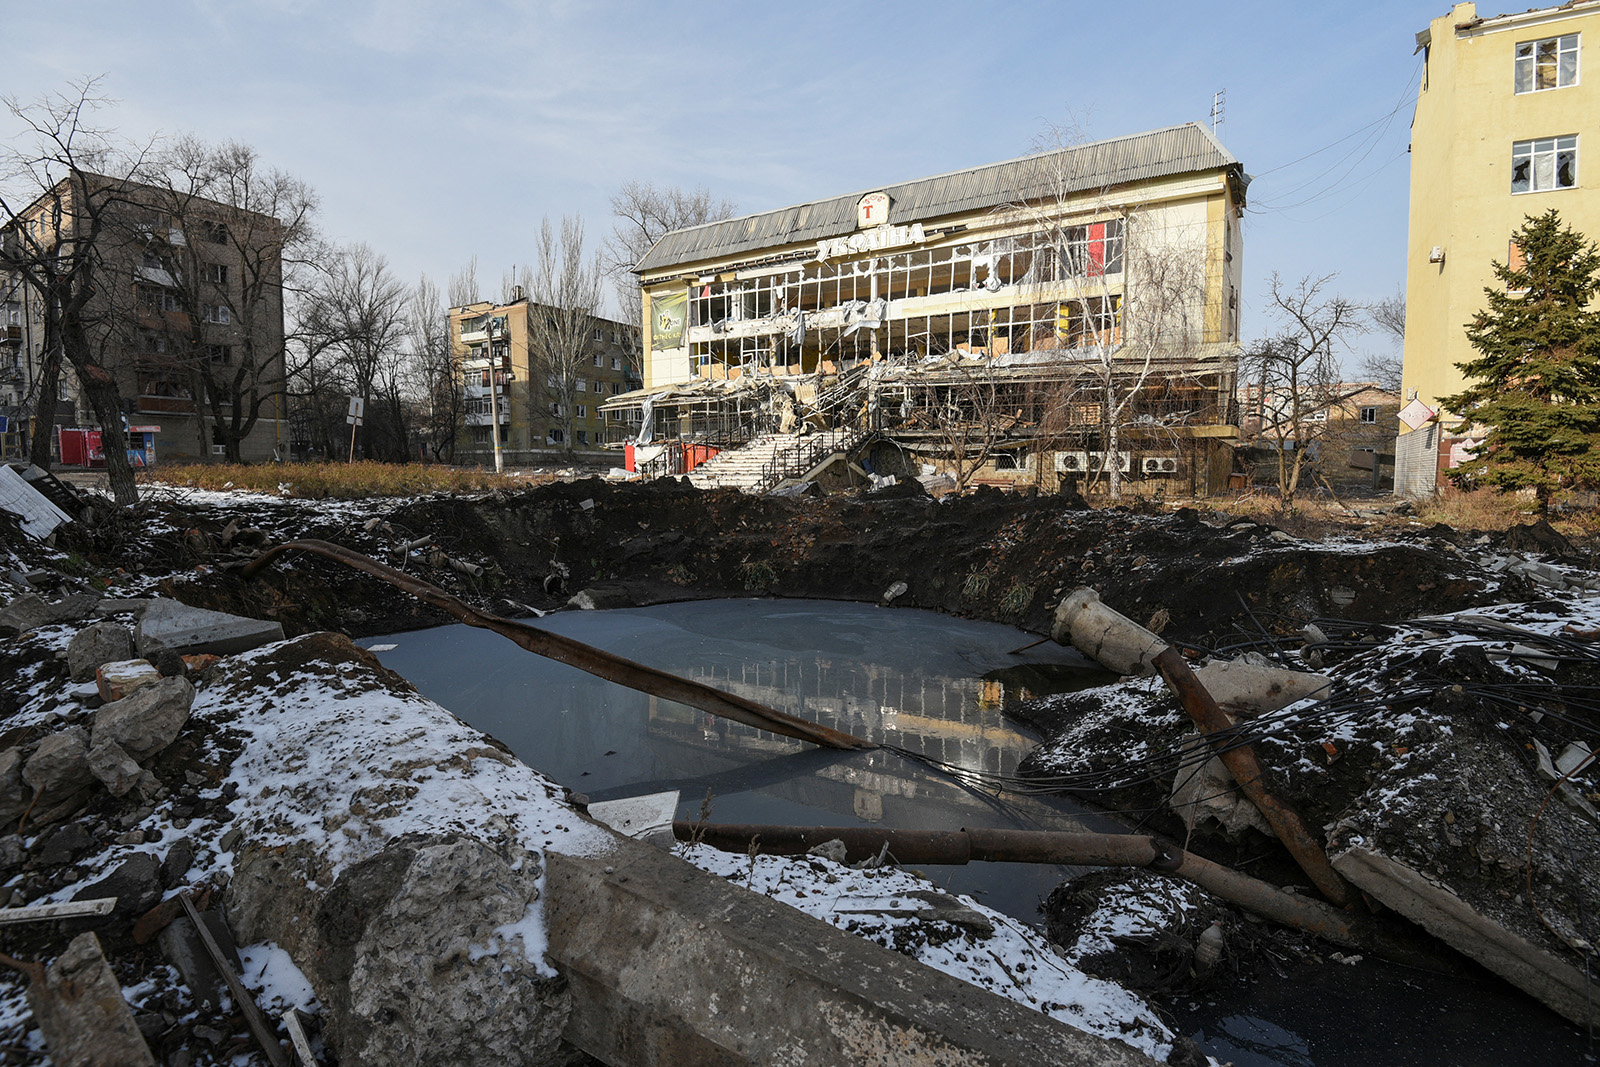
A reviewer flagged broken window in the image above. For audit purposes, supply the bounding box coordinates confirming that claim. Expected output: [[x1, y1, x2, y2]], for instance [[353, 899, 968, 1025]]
[[138, 286, 180, 313], [1511, 136, 1577, 193], [1062, 220, 1125, 279], [1515, 34, 1578, 93]]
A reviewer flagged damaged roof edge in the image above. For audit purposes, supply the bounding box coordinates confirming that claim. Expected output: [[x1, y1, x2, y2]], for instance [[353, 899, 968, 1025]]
[[635, 123, 1242, 277]]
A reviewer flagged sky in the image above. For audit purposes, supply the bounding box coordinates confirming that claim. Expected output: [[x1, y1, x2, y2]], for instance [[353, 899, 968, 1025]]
[[4, 0, 1444, 360]]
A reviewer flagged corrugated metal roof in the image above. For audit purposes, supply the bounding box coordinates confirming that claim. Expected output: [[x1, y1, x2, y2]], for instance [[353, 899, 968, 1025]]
[[636, 124, 1239, 275]]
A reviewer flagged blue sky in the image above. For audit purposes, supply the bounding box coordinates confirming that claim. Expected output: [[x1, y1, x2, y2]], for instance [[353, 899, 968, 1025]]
[[6, 0, 1442, 356]]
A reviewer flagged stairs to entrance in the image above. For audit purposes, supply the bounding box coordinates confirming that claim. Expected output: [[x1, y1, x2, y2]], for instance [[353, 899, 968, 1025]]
[[686, 430, 868, 492]]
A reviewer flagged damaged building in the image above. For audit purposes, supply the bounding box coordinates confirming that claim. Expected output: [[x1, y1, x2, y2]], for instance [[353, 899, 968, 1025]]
[[607, 124, 1247, 494]]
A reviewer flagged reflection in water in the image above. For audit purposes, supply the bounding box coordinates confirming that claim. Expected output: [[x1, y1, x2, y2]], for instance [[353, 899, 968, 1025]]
[[362, 598, 1118, 919], [1192, 1017, 1314, 1067]]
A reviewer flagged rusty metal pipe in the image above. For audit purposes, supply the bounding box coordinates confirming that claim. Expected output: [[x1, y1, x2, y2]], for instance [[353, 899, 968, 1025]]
[[673, 821, 1365, 949], [1152, 646, 1354, 908], [241, 539, 874, 751]]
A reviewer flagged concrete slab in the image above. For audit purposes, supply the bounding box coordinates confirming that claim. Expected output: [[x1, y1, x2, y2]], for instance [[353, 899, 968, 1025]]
[[545, 838, 1160, 1067], [1332, 845, 1594, 1029], [134, 599, 284, 658]]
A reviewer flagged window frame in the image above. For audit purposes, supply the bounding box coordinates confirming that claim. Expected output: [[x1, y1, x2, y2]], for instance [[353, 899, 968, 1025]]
[[1359, 406, 1378, 424], [1511, 135, 1578, 194], [1514, 33, 1579, 94]]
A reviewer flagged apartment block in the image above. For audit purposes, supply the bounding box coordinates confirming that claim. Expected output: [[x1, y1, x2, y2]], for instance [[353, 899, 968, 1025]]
[[450, 294, 642, 465], [1, 173, 288, 466], [1400, 1, 1600, 494]]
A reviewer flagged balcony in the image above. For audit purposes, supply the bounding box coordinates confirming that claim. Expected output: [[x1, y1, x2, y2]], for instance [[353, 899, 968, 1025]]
[[464, 411, 511, 426], [137, 394, 197, 415]]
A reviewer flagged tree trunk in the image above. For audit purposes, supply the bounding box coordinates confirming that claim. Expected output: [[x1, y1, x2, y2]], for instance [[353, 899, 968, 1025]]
[[1107, 407, 1123, 500], [28, 348, 62, 470], [75, 366, 137, 505]]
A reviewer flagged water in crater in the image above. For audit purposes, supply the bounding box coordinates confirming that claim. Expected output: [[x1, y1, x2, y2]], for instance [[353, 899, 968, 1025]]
[[361, 597, 1116, 921], [361, 597, 1588, 1067]]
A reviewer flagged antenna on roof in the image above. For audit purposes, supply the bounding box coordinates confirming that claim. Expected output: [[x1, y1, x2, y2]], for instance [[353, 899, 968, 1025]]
[[1210, 89, 1226, 136]]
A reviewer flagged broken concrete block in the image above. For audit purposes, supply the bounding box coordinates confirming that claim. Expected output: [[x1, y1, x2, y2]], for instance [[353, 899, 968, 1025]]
[[92, 598, 155, 618], [87, 740, 144, 797], [92, 676, 195, 762], [25, 932, 158, 1067], [0, 747, 27, 826], [1169, 732, 1272, 838], [134, 598, 284, 658], [68, 623, 136, 683], [1192, 656, 1332, 720], [157, 908, 241, 1014], [22, 731, 94, 806], [1333, 845, 1594, 1029], [228, 833, 568, 1067], [0, 592, 101, 637], [95, 659, 164, 703], [74, 852, 164, 921]]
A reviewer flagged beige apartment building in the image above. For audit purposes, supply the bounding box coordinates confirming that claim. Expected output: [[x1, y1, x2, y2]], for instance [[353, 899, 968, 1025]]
[[449, 295, 642, 466], [1, 173, 288, 466], [1399, 0, 1600, 494], [612, 124, 1248, 494]]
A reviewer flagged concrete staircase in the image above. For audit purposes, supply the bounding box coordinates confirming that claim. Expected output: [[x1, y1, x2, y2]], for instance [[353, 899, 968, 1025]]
[[687, 430, 865, 492]]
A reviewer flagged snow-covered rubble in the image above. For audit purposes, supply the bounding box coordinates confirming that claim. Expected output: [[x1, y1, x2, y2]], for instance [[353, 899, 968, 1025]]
[[681, 842, 1187, 1063]]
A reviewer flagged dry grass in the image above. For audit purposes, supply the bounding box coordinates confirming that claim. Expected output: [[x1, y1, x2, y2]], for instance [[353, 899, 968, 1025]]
[[140, 461, 548, 500]]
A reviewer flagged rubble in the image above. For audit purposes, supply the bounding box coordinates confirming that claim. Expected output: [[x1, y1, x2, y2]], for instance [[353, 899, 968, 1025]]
[[0, 592, 101, 637], [134, 598, 286, 658], [22, 932, 157, 1067], [67, 621, 135, 682], [92, 675, 196, 761], [0, 476, 1594, 1062]]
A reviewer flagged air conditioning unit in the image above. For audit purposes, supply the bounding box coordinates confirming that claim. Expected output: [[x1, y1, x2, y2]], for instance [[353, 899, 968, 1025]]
[[1140, 455, 1179, 475], [1053, 451, 1089, 473], [1088, 450, 1131, 473]]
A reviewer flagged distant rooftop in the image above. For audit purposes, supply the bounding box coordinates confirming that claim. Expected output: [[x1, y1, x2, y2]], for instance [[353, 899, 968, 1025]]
[[635, 123, 1241, 276]]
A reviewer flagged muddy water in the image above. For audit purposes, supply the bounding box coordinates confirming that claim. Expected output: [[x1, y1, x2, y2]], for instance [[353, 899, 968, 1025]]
[[362, 598, 1590, 1067], [361, 598, 1119, 921]]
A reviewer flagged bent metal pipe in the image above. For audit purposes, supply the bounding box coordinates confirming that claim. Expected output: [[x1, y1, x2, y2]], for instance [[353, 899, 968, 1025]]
[[241, 539, 874, 752]]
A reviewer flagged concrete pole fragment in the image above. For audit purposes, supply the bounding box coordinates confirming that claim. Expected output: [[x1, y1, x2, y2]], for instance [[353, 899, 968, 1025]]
[[25, 932, 157, 1067]]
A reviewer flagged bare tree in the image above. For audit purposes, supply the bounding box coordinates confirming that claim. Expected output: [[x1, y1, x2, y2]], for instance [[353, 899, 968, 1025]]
[[0, 78, 156, 503], [1017, 125, 1212, 498], [527, 216, 602, 453], [1358, 287, 1405, 393], [448, 256, 480, 309], [139, 137, 317, 462], [403, 273, 461, 461], [297, 243, 409, 460], [1242, 273, 1368, 507], [920, 365, 1023, 491], [603, 181, 735, 325]]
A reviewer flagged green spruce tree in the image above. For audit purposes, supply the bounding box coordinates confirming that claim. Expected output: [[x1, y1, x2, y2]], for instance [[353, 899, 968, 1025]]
[[1441, 210, 1600, 513]]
